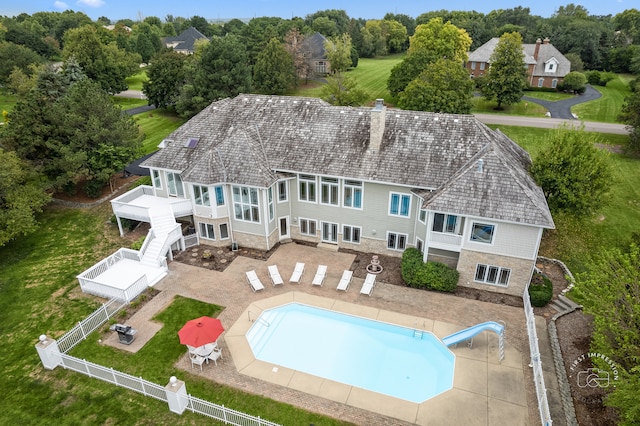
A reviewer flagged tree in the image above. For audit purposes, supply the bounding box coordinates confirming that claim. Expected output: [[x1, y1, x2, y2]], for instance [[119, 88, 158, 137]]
[[0, 41, 44, 83], [253, 38, 295, 95], [481, 32, 528, 109], [176, 34, 252, 117], [387, 18, 471, 97], [62, 25, 141, 94], [320, 73, 369, 106], [0, 149, 50, 247], [619, 78, 640, 155], [559, 71, 587, 93], [573, 243, 640, 425], [564, 52, 584, 72], [324, 33, 352, 73], [283, 28, 310, 84], [398, 59, 474, 114], [530, 126, 613, 216], [142, 50, 187, 109]]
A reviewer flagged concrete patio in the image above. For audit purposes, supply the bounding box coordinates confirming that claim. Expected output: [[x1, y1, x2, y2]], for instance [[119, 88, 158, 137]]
[[112, 242, 540, 425]]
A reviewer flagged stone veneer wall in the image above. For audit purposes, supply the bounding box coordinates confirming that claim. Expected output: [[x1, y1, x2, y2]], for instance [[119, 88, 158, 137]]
[[457, 249, 534, 296]]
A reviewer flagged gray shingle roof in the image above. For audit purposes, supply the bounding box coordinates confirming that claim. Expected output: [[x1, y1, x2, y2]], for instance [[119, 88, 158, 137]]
[[162, 27, 208, 53], [468, 37, 537, 65], [300, 32, 329, 59], [142, 94, 554, 228], [523, 42, 571, 78]]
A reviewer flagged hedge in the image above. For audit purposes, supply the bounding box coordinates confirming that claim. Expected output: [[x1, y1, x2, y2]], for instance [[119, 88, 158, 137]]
[[401, 248, 459, 292], [528, 272, 553, 307]]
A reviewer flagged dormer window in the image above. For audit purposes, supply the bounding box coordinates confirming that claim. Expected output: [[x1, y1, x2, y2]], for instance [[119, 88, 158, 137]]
[[544, 58, 558, 73]]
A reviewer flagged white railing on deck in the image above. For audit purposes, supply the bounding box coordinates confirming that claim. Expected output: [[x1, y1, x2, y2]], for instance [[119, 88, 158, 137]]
[[184, 233, 199, 248], [139, 229, 156, 256], [523, 286, 553, 426], [169, 199, 193, 218], [57, 298, 126, 353], [429, 232, 463, 246], [77, 248, 141, 281]]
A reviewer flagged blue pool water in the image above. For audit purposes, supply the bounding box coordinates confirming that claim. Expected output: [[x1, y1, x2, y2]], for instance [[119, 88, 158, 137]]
[[246, 303, 455, 403]]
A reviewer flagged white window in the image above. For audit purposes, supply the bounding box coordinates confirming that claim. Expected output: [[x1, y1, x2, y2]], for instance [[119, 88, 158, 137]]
[[475, 264, 510, 286], [193, 185, 210, 206], [219, 223, 229, 239], [538, 77, 544, 88], [551, 79, 558, 89], [320, 177, 339, 205], [299, 218, 317, 236], [167, 172, 184, 197], [470, 222, 495, 244], [316, 61, 326, 73], [199, 222, 215, 239], [479, 62, 485, 70], [416, 237, 424, 253], [432, 213, 461, 234], [299, 174, 316, 202], [214, 186, 225, 206], [152, 170, 161, 189], [389, 193, 411, 217], [419, 209, 427, 224], [268, 187, 274, 222], [343, 180, 362, 208], [470, 61, 476, 70], [342, 225, 361, 244], [387, 232, 407, 250], [233, 186, 260, 223], [278, 181, 287, 202]]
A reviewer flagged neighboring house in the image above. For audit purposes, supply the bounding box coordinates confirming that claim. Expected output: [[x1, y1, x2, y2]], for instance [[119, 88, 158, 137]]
[[111, 94, 554, 297], [162, 27, 209, 54], [300, 32, 331, 75], [467, 37, 571, 89]]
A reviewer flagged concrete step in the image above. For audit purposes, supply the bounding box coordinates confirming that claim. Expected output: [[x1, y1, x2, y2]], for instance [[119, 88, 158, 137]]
[[550, 294, 582, 313], [316, 242, 338, 252]]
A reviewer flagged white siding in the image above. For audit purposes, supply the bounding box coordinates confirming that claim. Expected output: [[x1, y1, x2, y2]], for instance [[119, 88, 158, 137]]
[[462, 220, 541, 260]]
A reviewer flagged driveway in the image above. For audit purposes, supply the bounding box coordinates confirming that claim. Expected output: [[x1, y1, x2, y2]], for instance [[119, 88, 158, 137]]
[[522, 85, 601, 120]]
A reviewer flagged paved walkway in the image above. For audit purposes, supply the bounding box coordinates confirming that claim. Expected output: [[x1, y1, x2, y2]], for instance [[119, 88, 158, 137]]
[[106, 242, 560, 425]]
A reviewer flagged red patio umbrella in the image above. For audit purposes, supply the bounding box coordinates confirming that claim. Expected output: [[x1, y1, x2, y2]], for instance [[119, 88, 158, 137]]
[[178, 316, 224, 347]]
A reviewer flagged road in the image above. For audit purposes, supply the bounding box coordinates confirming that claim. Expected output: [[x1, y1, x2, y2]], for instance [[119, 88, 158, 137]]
[[474, 113, 628, 135]]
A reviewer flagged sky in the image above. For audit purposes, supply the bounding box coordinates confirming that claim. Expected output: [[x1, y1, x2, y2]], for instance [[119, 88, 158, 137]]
[[0, 0, 633, 22]]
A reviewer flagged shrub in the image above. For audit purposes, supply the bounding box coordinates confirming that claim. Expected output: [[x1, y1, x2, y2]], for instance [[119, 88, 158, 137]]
[[401, 248, 459, 292], [84, 178, 105, 198], [528, 272, 553, 307], [131, 236, 146, 251]]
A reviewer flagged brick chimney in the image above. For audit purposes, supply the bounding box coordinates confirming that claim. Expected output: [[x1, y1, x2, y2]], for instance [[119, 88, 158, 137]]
[[543, 37, 550, 44], [369, 99, 386, 151], [534, 38, 542, 60]]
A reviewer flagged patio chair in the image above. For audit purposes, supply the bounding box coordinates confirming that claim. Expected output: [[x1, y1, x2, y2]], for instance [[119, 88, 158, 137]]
[[268, 265, 284, 287], [336, 270, 353, 291], [190, 352, 207, 370], [360, 273, 377, 296], [312, 265, 327, 286], [245, 270, 265, 292], [207, 347, 223, 366], [289, 262, 305, 283]]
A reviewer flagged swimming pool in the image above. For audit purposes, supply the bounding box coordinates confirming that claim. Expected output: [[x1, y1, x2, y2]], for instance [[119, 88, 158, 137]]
[[246, 303, 455, 403]]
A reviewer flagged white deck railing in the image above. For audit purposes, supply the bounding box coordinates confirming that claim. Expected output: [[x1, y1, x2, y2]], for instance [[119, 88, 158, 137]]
[[523, 287, 553, 426], [184, 233, 199, 248], [429, 232, 463, 247], [169, 199, 193, 218], [77, 248, 152, 303]]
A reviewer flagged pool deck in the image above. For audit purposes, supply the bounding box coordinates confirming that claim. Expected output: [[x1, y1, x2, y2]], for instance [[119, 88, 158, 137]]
[[115, 242, 549, 425]]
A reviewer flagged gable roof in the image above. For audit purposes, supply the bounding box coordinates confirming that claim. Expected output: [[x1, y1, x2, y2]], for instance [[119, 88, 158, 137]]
[[142, 94, 554, 229], [523, 41, 571, 77], [468, 37, 537, 65], [162, 27, 208, 53], [300, 32, 329, 59]]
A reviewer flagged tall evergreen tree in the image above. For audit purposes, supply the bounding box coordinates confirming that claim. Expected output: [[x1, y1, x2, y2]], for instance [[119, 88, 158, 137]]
[[253, 38, 295, 95]]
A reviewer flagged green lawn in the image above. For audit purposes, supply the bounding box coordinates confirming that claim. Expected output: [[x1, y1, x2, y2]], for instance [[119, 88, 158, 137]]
[[471, 96, 548, 117], [572, 75, 633, 123], [111, 96, 150, 110], [0, 88, 17, 115], [523, 90, 574, 101], [291, 54, 405, 105], [134, 110, 187, 154], [125, 69, 149, 91]]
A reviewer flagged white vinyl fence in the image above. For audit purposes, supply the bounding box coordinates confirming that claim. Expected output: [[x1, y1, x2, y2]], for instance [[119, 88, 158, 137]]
[[39, 297, 281, 426], [524, 287, 553, 426]]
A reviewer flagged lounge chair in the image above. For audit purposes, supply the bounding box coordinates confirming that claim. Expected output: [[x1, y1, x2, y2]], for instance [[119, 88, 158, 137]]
[[268, 265, 284, 286], [245, 270, 265, 292], [360, 273, 377, 296], [336, 270, 353, 291], [289, 262, 305, 283], [312, 265, 327, 286]]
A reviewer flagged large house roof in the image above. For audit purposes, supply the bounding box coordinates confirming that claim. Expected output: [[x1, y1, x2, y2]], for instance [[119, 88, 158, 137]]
[[162, 27, 208, 53], [468, 37, 570, 77], [300, 32, 329, 59], [142, 94, 554, 228]]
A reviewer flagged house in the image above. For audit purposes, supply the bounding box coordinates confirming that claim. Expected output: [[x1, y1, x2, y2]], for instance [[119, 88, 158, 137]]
[[467, 37, 571, 89], [300, 32, 331, 75], [111, 95, 554, 297], [162, 27, 209, 54]]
